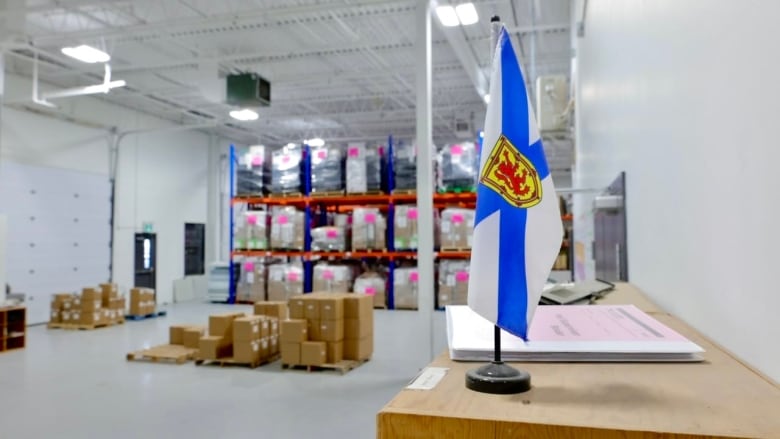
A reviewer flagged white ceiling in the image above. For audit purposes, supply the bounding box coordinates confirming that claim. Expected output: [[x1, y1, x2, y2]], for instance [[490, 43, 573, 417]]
[[1, 0, 573, 174]]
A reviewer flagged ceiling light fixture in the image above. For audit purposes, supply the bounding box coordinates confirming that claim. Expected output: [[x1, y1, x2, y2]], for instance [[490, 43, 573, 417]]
[[306, 138, 325, 147], [455, 3, 479, 25], [61, 45, 111, 63], [229, 109, 259, 121], [435, 5, 460, 27]]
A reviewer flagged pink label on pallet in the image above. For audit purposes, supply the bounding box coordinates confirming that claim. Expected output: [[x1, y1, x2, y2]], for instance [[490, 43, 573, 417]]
[[244, 262, 255, 272], [348, 147, 359, 157], [277, 215, 288, 224], [288, 272, 300, 282], [407, 208, 418, 220], [409, 271, 419, 282], [455, 271, 469, 282], [322, 270, 334, 280], [326, 229, 339, 238], [364, 287, 376, 296], [452, 214, 464, 224], [247, 215, 258, 225], [317, 150, 327, 159], [365, 213, 376, 224], [251, 155, 263, 166], [451, 144, 463, 155]]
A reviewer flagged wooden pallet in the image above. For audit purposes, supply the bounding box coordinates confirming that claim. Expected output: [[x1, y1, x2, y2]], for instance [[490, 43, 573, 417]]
[[195, 353, 280, 369], [310, 190, 345, 198], [440, 248, 472, 253], [346, 190, 385, 196], [268, 192, 303, 199], [126, 344, 199, 365], [392, 189, 416, 195], [47, 320, 124, 330], [125, 310, 168, 321], [281, 358, 368, 375]]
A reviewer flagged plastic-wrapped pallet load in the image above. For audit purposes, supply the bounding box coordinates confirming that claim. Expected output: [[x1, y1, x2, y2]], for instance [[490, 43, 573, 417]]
[[270, 206, 305, 250], [234, 208, 268, 250], [271, 144, 303, 194], [437, 260, 470, 307], [352, 207, 386, 251], [267, 263, 304, 302], [353, 271, 386, 309], [310, 144, 344, 193], [236, 258, 266, 302], [237, 145, 271, 196], [437, 142, 478, 192], [394, 267, 419, 310], [440, 208, 475, 250], [312, 264, 352, 292], [311, 226, 346, 252], [346, 142, 383, 194], [393, 139, 416, 192], [394, 205, 418, 250]]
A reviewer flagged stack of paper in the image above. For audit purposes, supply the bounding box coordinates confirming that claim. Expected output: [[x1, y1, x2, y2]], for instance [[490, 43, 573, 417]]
[[447, 305, 705, 362]]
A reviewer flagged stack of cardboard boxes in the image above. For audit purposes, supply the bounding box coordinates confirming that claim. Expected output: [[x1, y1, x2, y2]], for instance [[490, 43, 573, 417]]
[[253, 301, 288, 321], [169, 324, 205, 348], [129, 288, 156, 316], [437, 260, 470, 307], [352, 208, 386, 251], [236, 258, 266, 302], [281, 293, 373, 367], [50, 284, 126, 327], [197, 312, 280, 364], [393, 267, 419, 310], [440, 208, 475, 250]]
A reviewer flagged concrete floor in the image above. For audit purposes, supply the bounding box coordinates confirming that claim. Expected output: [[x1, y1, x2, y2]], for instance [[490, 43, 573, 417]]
[[0, 302, 448, 438]]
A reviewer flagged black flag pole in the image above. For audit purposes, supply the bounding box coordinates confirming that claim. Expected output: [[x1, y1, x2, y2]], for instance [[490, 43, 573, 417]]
[[464, 15, 532, 395]]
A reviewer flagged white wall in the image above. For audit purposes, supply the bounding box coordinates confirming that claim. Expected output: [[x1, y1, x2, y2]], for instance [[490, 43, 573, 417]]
[[1, 72, 233, 307], [574, 0, 780, 381]]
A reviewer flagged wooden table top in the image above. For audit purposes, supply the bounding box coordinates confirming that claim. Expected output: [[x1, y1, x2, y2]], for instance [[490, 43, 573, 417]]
[[378, 285, 780, 439]]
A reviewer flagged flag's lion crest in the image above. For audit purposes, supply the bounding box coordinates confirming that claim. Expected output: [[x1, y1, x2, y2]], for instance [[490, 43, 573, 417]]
[[480, 135, 542, 208]]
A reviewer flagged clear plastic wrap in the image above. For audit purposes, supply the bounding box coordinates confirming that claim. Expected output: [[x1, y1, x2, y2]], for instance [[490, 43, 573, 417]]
[[236, 257, 266, 302], [437, 142, 479, 192], [266, 262, 304, 302], [310, 144, 344, 193], [439, 208, 475, 250], [393, 266, 419, 310], [271, 145, 302, 194], [311, 226, 347, 252], [312, 263, 353, 293], [393, 139, 416, 191], [393, 205, 418, 250], [234, 209, 268, 250], [437, 260, 470, 307], [353, 271, 387, 308], [352, 207, 386, 250], [346, 142, 383, 193], [236, 145, 271, 195], [270, 206, 305, 250]]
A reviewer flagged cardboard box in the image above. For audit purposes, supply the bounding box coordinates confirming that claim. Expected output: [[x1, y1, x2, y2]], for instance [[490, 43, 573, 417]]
[[270, 335, 279, 355], [80, 298, 101, 311], [253, 301, 288, 320], [60, 311, 72, 323], [281, 342, 301, 365], [234, 340, 262, 364], [268, 264, 304, 302], [183, 327, 206, 349], [236, 258, 266, 302], [81, 287, 101, 301], [394, 205, 419, 250], [61, 297, 75, 310], [394, 267, 419, 310], [312, 265, 352, 293], [50, 309, 61, 323], [344, 294, 373, 320], [319, 296, 345, 320], [289, 296, 306, 319], [280, 319, 308, 343], [352, 207, 386, 250], [100, 283, 118, 306], [259, 337, 271, 360], [269, 318, 279, 336], [345, 318, 372, 340], [301, 341, 327, 366], [209, 312, 245, 340], [270, 207, 305, 250], [110, 297, 126, 311], [303, 297, 320, 320], [233, 316, 264, 342], [440, 208, 475, 249], [318, 319, 344, 342], [307, 319, 321, 341], [80, 310, 101, 325], [326, 341, 343, 364], [199, 336, 232, 360], [169, 324, 192, 345], [353, 273, 386, 309], [344, 336, 373, 361], [51, 293, 74, 310]]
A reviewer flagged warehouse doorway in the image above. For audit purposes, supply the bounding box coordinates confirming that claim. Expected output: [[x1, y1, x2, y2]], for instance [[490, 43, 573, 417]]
[[134, 233, 157, 290]]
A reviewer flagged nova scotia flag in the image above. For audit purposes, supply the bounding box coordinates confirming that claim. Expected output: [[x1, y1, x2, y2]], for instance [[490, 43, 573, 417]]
[[467, 28, 563, 340]]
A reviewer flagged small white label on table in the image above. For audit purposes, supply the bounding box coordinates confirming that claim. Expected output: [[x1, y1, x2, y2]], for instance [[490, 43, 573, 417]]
[[407, 367, 449, 390]]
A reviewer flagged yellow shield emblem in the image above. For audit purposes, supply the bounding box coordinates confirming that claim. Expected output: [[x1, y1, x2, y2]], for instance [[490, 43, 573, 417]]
[[480, 135, 542, 208]]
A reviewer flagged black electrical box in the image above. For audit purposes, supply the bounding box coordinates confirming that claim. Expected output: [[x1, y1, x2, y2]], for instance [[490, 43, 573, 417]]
[[226, 73, 271, 107]]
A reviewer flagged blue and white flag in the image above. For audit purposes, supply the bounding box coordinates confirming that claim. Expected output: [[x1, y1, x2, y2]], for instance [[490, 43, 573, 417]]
[[467, 28, 563, 340]]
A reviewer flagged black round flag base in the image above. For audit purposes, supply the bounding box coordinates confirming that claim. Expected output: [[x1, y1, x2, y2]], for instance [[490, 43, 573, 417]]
[[465, 361, 531, 394]]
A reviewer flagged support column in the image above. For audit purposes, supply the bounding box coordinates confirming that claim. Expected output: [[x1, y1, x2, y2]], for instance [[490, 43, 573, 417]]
[[205, 133, 220, 265], [415, 0, 435, 361]]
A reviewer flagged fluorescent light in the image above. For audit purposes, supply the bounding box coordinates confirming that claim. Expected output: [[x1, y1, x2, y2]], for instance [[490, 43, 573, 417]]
[[285, 143, 297, 149], [435, 5, 460, 27], [306, 138, 325, 147], [483, 94, 490, 104], [61, 45, 111, 63], [455, 3, 479, 25], [229, 109, 259, 121]]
